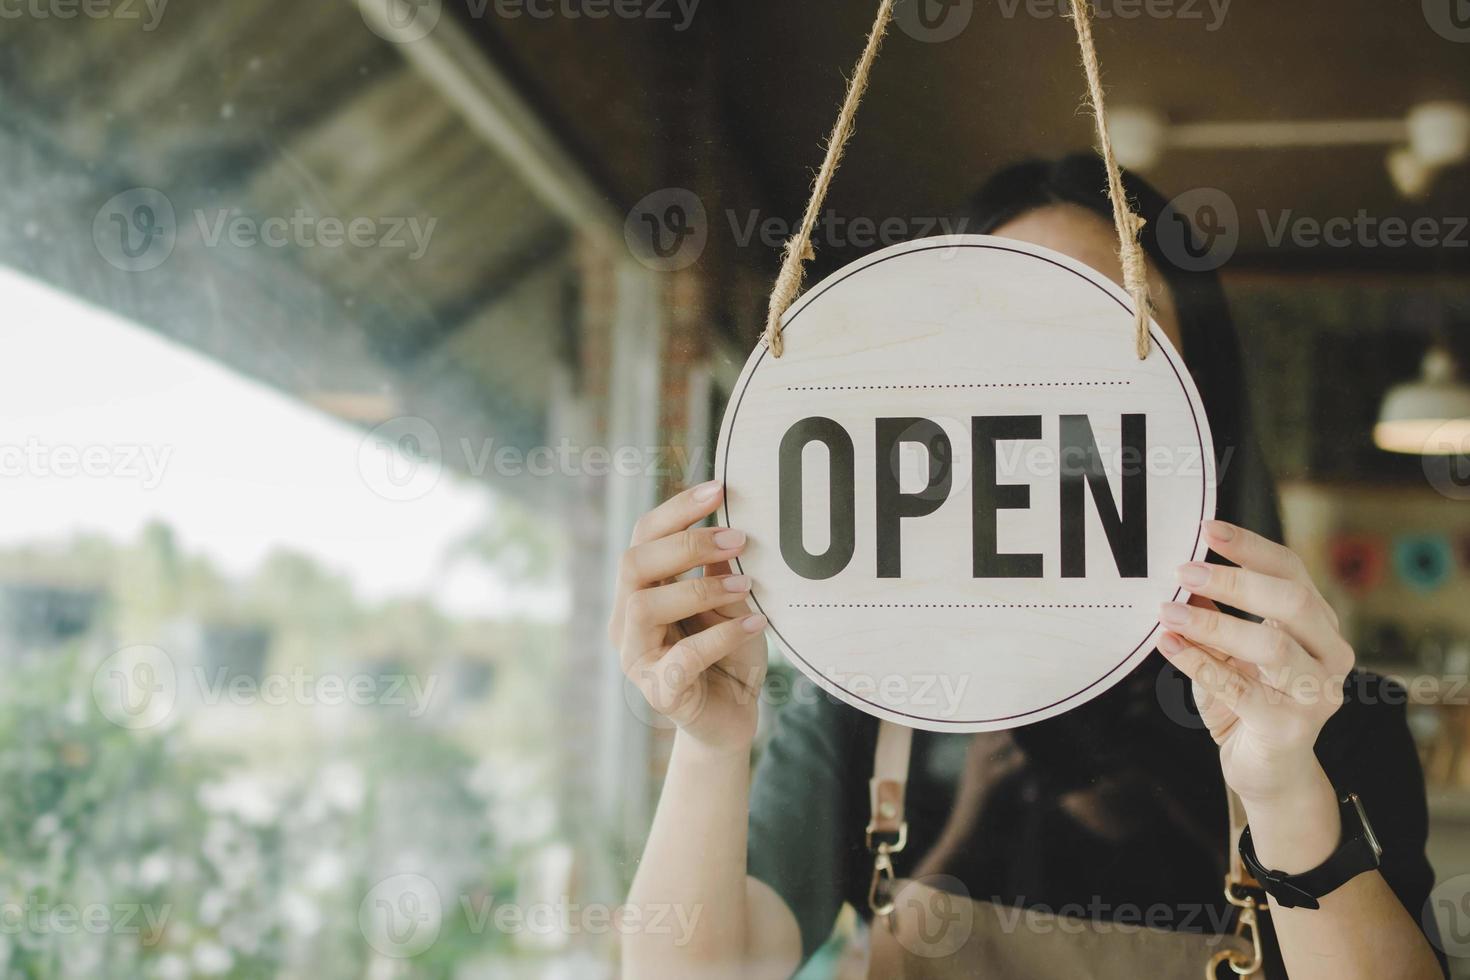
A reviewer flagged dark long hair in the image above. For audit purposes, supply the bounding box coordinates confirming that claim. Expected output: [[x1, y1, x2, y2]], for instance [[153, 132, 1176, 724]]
[[961, 154, 1282, 801]]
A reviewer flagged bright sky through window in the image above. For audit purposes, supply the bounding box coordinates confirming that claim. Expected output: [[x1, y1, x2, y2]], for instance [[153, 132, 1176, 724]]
[[0, 265, 564, 618]]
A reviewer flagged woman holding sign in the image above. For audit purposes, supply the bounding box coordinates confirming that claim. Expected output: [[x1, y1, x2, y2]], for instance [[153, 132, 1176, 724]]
[[613, 156, 1446, 979]]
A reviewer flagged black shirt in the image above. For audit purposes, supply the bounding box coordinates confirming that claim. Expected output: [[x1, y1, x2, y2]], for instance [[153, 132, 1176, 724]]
[[747, 666, 1446, 977]]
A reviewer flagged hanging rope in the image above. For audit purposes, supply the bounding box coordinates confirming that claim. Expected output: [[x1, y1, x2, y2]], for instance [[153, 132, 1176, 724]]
[[1067, 0, 1152, 359], [762, 0, 896, 358], [761, 0, 1153, 360]]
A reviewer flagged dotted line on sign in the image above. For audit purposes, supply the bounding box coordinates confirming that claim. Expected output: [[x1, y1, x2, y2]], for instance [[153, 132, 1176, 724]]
[[787, 603, 1135, 609], [785, 382, 1134, 391]]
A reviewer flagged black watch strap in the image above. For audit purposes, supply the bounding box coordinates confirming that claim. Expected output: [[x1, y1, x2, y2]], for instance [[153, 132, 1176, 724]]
[[1238, 793, 1383, 911]]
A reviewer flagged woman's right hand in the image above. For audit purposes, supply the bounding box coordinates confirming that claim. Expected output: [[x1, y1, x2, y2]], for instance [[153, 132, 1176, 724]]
[[609, 480, 769, 752]]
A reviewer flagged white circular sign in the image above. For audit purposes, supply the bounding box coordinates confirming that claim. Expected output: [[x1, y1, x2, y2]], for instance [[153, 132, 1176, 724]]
[[715, 236, 1215, 732]]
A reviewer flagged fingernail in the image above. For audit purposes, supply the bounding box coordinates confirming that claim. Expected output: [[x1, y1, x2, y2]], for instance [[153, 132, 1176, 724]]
[[1202, 519, 1234, 542], [723, 575, 752, 593], [1158, 601, 1191, 626], [1157, 632, 1185, 656], [1177, 562, 1210, 588], [741, 613, 768, 633], [692, 480, 722, 504], [713, 529, 746, 550]]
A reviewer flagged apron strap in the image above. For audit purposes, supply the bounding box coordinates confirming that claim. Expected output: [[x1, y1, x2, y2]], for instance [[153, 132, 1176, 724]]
[[864, 721, 912, 918], [868, 720, 913, 842]]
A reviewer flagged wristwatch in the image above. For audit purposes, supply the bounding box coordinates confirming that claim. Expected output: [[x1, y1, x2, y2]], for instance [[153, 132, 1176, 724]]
[[1238, 793, 1383, 911]]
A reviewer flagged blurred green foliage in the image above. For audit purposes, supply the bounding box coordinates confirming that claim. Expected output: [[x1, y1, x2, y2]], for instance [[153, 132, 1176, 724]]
[[0, 507, 570, 979]]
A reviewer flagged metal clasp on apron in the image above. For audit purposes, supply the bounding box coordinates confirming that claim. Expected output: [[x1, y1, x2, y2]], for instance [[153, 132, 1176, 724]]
[[866, 821, 907, 918], [1206, 879, 1264, 978]]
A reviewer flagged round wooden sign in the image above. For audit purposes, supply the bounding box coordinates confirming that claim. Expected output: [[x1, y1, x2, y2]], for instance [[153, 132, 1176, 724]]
[[716, 236, 1216, 732]]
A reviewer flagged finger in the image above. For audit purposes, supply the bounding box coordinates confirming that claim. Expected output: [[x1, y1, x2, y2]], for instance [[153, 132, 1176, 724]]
[[1201, 520, 1340, 632], [608, 519, 742, 645], [630, 481, 724, 546], [1201, 520, 1311, 585], [1166, 611, 1261, 717], [1191, 673, 1240, 739], [661, 613, 768, 688], [1159, 601, 1323, 697], [1185, 590, 1349, 684], [610, 482, 722, 644], [1157, 631, 1277, 731], [635, 613, 768, 718], [685, 559, 758, 629], [621, 575, 753, 664], [1176, 561, 1348, 668], [621, 526, 747, 591]]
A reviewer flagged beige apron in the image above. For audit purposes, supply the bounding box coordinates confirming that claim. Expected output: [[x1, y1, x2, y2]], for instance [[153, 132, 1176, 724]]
[[861, 722, 1267, 979]]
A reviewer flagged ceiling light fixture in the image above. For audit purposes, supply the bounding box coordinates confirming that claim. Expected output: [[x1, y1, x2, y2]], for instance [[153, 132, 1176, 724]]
[[1107, 101, 1470, 199], [1374, 346, 1470, 455]]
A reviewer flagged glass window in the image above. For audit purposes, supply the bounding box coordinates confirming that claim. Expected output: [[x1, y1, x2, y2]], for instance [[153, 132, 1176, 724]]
[[0, 3, 651, 976]]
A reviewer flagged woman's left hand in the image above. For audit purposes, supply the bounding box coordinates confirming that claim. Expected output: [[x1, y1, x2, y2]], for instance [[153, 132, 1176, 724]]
[[1156, 519, 1356, 808]]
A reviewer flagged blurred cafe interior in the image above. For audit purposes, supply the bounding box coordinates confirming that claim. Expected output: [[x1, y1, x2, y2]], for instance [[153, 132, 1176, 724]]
[[1, 0, 1469, 976]]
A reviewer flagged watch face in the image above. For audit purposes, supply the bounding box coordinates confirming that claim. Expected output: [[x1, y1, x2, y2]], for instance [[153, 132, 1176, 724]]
[[1350, 794, 1383, 862]]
